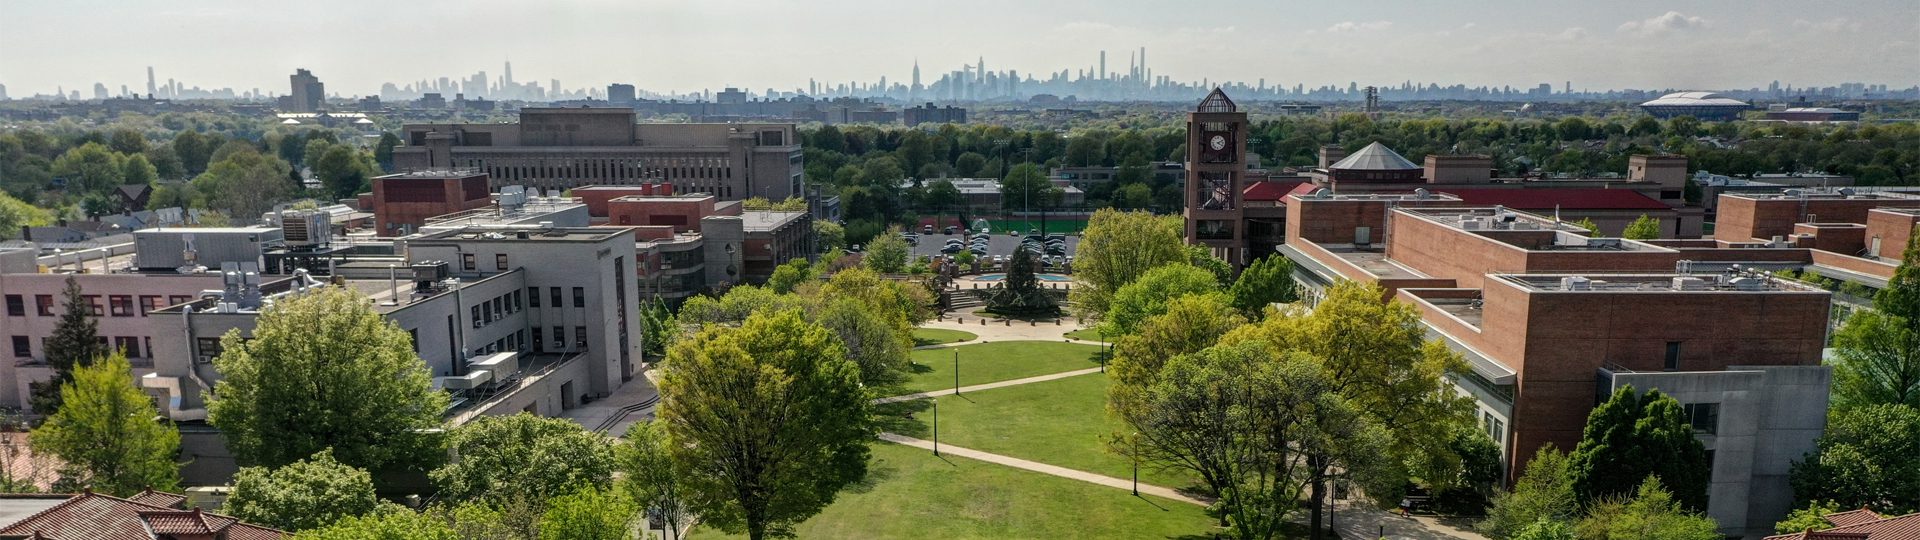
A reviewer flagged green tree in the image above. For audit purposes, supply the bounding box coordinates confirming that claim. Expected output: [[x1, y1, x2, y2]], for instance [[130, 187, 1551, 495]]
[[191, 147, 296, 218], [107, 128, 148, 155], [1070, 209, 1187, 317], [1568, 386, 1710, 511], [1000, 163, 1059, 210], [207, 285, 448, 474], [120, 153, 158, 186], [1219, 280, 1476, 534], [985, 248, 1060, 316], [1774, 500, 1845, 535], [1227, 255, 1299, 316], [1574, 476, 1721, 540], [1831, 225, 1920, 409], [226, 449, 380, 531], [294, 506, 460, 540], [1621, 214, 1662, 240], [766, 259, 816, 294], [922, 179, 963, 225], [51, 142, 123, 194], [661, 310, 871, 540], [432, 413, 615, 506], [1511, 519, 1575, 540], [1109, 293, 1246, 387], [1115, 341, 1387, 540], [374, 132, 400, 172], [862, 227, 909, 273], [171, 131, 216, 174], [1185, 244, 1233, 286], [1481, 445, 1578, 540], [31, 276, 104, 415], [1789, 404, 1920, 513], [28, 353, 180, 496], [537, 485, 638, 540], [813, 220, 845, 253], [313, 145, 371, 200], [1102, 264, 1218, 335], [953, 152, 987, 177], [0, 192, 53, 240], [618, 421, 689, 540], [814, 296, 914, 386], [1571, 217, 1601, 235]]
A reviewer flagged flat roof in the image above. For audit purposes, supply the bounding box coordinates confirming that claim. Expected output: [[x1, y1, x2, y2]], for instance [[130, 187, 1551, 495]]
[[1316, 244, 1427, 279], [376, 170, 485, 180], [740, 211, 806, 232], [410, 226, 630, 243], [1496, 273, 1827, 293]]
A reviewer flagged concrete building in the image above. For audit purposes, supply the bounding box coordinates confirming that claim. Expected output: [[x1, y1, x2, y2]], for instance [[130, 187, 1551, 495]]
[[392, 108, 804, 199], [286, 68, 323, 113], [1276, 194, 1838, 537], [903, 102, 968, 127], [369, 170, 494, 235], [603, 194, 815, 285]]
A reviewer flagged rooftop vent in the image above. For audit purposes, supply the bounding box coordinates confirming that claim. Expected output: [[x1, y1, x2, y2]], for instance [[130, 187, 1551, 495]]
[[1561, 276, 1592, 291], [1671, 277, 1711, 291], [411, 260, 450, 293]]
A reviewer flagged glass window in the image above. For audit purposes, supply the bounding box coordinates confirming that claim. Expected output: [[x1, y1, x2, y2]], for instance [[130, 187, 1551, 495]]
[[195, 337, 224, 364], [552, 326, 565, 349], [1665, 341, 1682, 371], [11, 336, 29, 358], [139, 295, 164, 315], [550, 287, 562, 307], [35, 295, 54, 316], [472, 306, 482, 326], [114, 336, 141, 358], [532, 328, 544, 353], [109, 295, 134, 317], [572, 287, 585, 308], [4, 295, 23, 317], [82, 295, 104, 316], [496, 254, 509, 271], [1683, 403, 1719, 434], [575, 326, 588, 349], [461, 253, 476, 271], [528, 287, 541, 308], [168, 295, 192, 306]]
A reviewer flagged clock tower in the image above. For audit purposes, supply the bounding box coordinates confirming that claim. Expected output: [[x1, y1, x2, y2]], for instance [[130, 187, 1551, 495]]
[[1184, 88, 1248, 266]]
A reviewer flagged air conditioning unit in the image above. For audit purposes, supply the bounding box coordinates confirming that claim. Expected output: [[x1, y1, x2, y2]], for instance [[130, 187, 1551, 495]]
[[435, 370, 492, 391], [1460, 218, 1485, 230], [1513, 221, 1538, 230], [1561, 276, 1592, 291], [281, 210, 332, 248], [1671, 277, 1711, 291], [1730, 277, 1766, 291]]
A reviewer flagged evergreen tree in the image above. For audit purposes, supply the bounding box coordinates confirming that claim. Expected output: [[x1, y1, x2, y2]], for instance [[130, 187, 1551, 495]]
[[31, 276, 103, 415], [1831, 224, 1920, 409], [1568, 386, 1710, 511], [986, 248, 1059, 316]]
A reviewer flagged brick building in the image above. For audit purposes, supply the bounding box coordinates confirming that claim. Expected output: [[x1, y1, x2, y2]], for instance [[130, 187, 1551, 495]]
[[369, 170, 493, 235]]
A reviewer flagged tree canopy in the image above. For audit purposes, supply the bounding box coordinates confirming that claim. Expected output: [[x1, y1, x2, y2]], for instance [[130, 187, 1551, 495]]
[[1568, 386, 1710, 511], [226, 449, 380, 531], [206, 285, 448, 474], [1621, 214, 1662, 240], [1070, 209, 1187, 317], [29, 352, 180, 496], [1227, 255, 1300, 316], [431, 413, 616, 506], [1789, 403, 1920, 513], [1481, 445, 1578, 539], [1102, 264, 1219, 335], [31, 276, 104, 415], [1831, 225, 1920, 409]]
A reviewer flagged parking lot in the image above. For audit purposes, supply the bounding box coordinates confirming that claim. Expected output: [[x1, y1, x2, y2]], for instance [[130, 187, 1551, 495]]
[[903, 229, 1080, 267]]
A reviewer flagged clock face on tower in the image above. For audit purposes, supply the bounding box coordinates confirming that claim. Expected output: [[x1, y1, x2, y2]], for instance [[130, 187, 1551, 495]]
[[1199, 129, 1235, 164], [1209, 135, 1227, 151]]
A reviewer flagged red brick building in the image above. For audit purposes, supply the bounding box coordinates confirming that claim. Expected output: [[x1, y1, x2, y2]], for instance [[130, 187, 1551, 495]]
[[369, 170, 492, 235]]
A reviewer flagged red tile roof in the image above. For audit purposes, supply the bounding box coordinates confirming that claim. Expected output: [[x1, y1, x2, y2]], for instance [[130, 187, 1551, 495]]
[[1764, 512, 1920, 540], [0, 491, 286, 540], [1436, 188, 1671, 211], [1242, 180, 1310, 201], [1829, 510, 1888, 527], [125, 490, 186, 509]]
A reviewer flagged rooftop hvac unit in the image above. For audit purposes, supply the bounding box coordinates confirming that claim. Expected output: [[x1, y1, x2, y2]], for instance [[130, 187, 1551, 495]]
[[1730, 277, 1767, 291], [467, 352, 518, 382], [434, 370, 492, 391], [1460, 218, 1485, 230], [1353, 227, 1372, 246], [1561, 276, 1592, 291], [1671, 277, 1711, 291], [281, 211, 333, 249], [411, 260, 450, 293], [1512, 221, 1538, 230]]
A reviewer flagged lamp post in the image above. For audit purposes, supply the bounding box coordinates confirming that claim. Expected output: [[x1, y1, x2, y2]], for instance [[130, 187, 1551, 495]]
[[953, 350, 960, 395], [1130, 431, 1139, 496], [932, 399, 940, 456]]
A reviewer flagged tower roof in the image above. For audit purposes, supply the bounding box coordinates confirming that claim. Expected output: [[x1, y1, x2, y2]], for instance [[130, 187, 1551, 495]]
[[1197, 87, 1236, 113], [1328, 142, 1419, 170]]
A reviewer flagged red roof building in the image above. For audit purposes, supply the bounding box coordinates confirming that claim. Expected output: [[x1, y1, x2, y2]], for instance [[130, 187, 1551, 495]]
[[1765, 511, 1920, 540], [0, 491, 284, 540]]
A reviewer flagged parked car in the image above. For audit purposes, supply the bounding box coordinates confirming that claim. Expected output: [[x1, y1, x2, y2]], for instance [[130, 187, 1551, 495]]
[[944, 226, 959, 235], [922, 225, 934, 235], [942, 244, 963, 254]]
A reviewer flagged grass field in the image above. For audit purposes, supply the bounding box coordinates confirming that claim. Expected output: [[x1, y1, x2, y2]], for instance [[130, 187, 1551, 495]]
[[879, 372, 1198, 490], [895, 341, 1102, 394], [986, 219, 1088, 235], [697, 442, 1215, 540], [1063, 327, 1108, 342], [911, 327, 979, 347]]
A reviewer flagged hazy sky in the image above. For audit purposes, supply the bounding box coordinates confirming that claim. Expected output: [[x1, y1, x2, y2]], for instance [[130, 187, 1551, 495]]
[[2, 0, 1915, 97]]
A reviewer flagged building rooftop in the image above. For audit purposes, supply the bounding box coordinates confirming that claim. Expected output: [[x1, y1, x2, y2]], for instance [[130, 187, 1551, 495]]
[[1329, 142, 1420, 171], [1496, 273, 1827, 293], [410, 226, 630, 243], [1437, 188, 1670, 211], [1641, 92, 1751, 107], [739, 210, 807, 232], [375, 169, 486, 180], [1318, 244, 1428, 279]]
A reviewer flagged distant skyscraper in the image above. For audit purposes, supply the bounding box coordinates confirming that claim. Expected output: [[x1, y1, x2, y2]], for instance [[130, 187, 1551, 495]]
[[504, 60, 514, 86], [93, 83, 108, 100], [0, 82, 9, 101], [1099, 50, 1107, 80], [145, 66, 156, 98], [288, 68, 324, 112], [607, 83, 635, 104]]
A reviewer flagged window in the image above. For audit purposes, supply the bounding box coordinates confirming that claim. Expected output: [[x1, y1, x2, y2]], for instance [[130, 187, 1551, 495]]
[[527, 287, 541, 308], [82, 295, 104, 316], [550, 287, 562, 308], [511, 291, 522, 312], [532, 328, 544, 353], [4, 295, 22, 316], [1683, 403, 1719, 435], [109, 295, 134, 317], [408, 329, 420, 353], [552, 326, 565, 349], [195, 337, 224, 364], [572, 287, 585, 308], [11, 336, 28, 358], [1664, 341, 1682, 371], [35, 295, 54, 316], [472, 306, 483, 326], [139, 295, 164, 315], [496, 254, 509, 271], [575, 326, 588, 349], [517, 329, 527, 350], [461, 253, 476, 271], [168, 295, 191, 306], [114, 336, 141, 358], [492, 297, 503, 319]]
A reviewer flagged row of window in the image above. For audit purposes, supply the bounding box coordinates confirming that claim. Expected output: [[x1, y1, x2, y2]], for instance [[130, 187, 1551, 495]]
[[525, 286, 587, 309], [530, 325, 590, 352], [5, 294, 193, 318], [460, 253, 514, 272], [13, 335, 150, 359], [472, 290, 524, 328]]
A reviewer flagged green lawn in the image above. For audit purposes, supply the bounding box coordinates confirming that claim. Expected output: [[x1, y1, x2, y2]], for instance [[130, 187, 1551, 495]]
[[912, 327, 979, 347], [1064, 327, 1108, 342], [896, 341, 1102, 394], [879, 372, 1199, 490], [697, 442, 1216, 540], [987, 219, 1088, 235]]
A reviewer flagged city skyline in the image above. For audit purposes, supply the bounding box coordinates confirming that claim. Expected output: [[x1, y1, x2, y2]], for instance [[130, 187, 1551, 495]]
[[1, 0, 1916, 100]]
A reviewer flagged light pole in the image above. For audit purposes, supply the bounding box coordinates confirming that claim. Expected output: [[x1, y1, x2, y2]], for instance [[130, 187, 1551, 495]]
[[932, 399, 940, 456], [953, 350, 960, 395], [1130, 431, 1139, 496]]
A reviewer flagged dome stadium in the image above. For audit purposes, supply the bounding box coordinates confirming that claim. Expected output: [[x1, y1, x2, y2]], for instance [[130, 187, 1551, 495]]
[[1639, 91, 1751, 120]]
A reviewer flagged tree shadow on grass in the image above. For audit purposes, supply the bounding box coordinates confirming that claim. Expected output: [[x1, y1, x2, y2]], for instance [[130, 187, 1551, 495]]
[[874, 400, 930, 438], [846, 458, 898, 494], [908, 362, 934, 374]]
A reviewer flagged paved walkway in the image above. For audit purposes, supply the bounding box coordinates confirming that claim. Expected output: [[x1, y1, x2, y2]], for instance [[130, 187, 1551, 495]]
[[919, 316, 1085, 343], [871, 367, 1103, 404], [878, 433, 1207, 506], [1331, 500, 1490, 540], [558, 368, 661, 437]]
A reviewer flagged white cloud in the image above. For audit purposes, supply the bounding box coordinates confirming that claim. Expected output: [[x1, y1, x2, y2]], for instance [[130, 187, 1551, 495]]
[[1555, 27, 1588, 41], [1792, 18, 1862, 32], [1617, 11, 1710, 35], [1326, 20, 1393, 32]]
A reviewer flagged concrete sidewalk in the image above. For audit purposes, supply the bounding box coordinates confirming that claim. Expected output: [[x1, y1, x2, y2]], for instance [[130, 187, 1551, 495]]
[[878, 433, 1206, 506], [871, 367, 1103, 404]]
